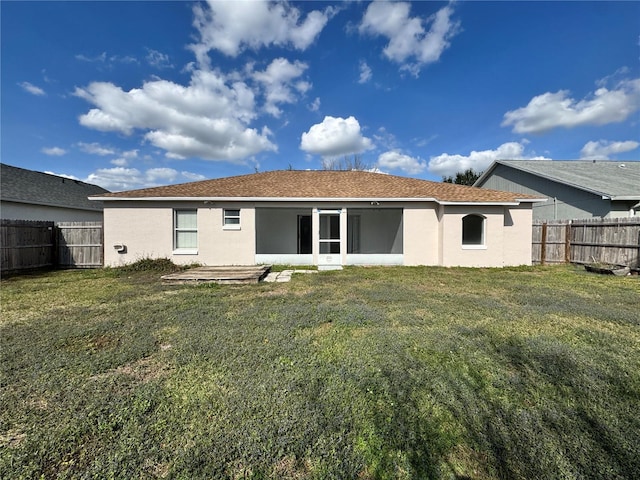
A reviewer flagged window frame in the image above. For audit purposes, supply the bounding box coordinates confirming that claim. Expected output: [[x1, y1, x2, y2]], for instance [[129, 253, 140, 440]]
[[461, 213, 486, 249], [223, 208, 241, 230], [173, 209, 198, 254]]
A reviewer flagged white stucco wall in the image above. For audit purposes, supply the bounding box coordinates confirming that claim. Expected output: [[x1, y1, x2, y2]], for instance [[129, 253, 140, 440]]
[[103, 202, 255, 267], [403, 204, 440, 266], [439, 204, 532, 267], [502, 205, 534, 266], [103, 200, 534, 268]]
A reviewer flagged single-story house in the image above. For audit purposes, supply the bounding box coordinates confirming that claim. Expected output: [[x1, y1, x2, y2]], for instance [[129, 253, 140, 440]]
[[90, 170, 544, 269], [474, 160, 640, 221], [1, 163, 109, 222]]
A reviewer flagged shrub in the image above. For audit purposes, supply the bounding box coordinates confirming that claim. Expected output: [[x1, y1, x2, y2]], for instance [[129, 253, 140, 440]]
[[116, 257, 182, 274]]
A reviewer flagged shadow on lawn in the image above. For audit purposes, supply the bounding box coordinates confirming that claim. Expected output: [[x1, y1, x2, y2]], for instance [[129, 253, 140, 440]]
[[434, 328, 640, 479]]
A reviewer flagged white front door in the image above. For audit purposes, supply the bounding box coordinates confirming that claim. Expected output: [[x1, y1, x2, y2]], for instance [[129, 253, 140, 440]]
[[318, 210, 341, 269]]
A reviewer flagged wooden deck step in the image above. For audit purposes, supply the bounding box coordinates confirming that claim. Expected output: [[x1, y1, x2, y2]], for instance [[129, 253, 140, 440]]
[[161, 265, 271, 285]]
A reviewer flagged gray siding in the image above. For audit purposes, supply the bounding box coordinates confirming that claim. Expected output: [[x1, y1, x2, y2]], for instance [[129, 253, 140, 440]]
[[1, 201, 104, 222], [479, 164, 614, 221]]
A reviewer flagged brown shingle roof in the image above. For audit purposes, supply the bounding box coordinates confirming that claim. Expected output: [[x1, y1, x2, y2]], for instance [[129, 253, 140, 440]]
[[92, 170, 541, 203]]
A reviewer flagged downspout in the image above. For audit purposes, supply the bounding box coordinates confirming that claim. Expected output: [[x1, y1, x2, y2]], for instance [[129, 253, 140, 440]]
[[553, 197, 557, 220]]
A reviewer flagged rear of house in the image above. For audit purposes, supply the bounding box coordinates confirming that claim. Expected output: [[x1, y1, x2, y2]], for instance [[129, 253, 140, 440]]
[[91, 170, 542, 269]]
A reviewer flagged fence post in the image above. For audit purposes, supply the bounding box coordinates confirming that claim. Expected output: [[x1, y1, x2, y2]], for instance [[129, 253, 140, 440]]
[[540, 222, 547, 266], [565, 222, 571, 263], [52, 224, 59, 268]]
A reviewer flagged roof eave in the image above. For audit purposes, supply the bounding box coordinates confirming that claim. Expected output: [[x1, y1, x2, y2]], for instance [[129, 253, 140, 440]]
[[91, 196, 441, 203], [91, 196, 525, 205], [438, 201, 521, 206], [609, 196, 640, 201], [472, 161, 501, 187]]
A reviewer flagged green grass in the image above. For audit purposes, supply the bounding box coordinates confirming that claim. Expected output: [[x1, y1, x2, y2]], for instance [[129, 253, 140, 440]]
[[1, 265, 639, 479]]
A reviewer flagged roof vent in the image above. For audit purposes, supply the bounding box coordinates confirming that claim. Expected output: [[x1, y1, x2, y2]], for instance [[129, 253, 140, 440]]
[[619, 164, 626, 168]]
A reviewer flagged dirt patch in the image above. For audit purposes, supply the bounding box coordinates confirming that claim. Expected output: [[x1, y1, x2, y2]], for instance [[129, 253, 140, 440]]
[[272, 456, 312, 479], [92, 354, 173, 384], [0, 428, 26, 448], [143, 458, 170, 478]]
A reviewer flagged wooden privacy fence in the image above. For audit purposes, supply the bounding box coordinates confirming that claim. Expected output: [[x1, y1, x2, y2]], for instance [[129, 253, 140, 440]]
[[533, 218, 640, 267], [0, 220, 103, 274]]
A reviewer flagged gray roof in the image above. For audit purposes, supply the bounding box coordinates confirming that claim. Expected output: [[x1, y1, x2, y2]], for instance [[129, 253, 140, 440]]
[[475, 160, 640, 200], [1, 163, 110, 211]]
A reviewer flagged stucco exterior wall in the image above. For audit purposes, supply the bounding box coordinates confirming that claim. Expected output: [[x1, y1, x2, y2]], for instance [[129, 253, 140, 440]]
[[439, 204, 532, 267], [103, 202, 255, 267], [503, 204, 534, 265], [403, 204, 439, 266], [103, 199, 533, 268], [1, 201, 103, 222]]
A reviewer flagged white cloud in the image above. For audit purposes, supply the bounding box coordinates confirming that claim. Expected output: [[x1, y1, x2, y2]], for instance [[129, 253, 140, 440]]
[[77, 142, 116, 156], [19, 81, 46, 96], [378, 151, 426, 174], [181, 171, 207, 181], [41, 146, 67, 156], [190, 0, 334, 64], [146, 49, 173, 69], [122, 149, 138, 159], [373, 127, 398, 151], [428, 141, 550, 177], [84, 167, 205, 192], [75, 52, 107, 63], [580, 140, 639, 160], [358, 61, 372, 84], [74, 69, 276, 162], [502, 78, 640, 134], [110, 158, 128, 167], [300, 116, 374, 157], [309, 97, 321, 112], [359, 2, 460, 76], [251, 58, 310, 117], [75, 52, 137, 66]]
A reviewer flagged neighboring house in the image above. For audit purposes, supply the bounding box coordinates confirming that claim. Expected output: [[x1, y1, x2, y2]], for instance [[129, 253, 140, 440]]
[[474, 160, 640, 221], [91, 170, 543, 269], [1, 163, 109, 222]]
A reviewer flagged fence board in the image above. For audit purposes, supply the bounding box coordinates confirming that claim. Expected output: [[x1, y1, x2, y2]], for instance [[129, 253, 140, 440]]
[[1, 220, 103, 273], [56, 222, 103, 268], [532, 220, 570, 265], [533, 218, 640, 267], [0, 220, 55, 273]]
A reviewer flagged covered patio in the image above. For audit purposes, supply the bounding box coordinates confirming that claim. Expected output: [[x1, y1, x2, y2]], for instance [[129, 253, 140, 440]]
[[255, 206, 403, 269]]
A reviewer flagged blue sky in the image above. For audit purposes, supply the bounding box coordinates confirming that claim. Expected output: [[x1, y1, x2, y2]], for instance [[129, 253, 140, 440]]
[[2, 1, 639, 191]]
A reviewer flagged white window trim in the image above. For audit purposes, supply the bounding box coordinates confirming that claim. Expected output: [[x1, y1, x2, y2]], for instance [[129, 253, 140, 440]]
[[462, 245, 487, 250], [174, 209, 198, 253], [172, 249, 199, 255], [223, 208, 241, 230]]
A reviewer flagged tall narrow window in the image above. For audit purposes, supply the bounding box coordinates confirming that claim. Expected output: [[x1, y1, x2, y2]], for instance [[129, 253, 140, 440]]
[[223, 209, 241, 229], [174, 210, 197, 251], [462, 214, 485, 246]]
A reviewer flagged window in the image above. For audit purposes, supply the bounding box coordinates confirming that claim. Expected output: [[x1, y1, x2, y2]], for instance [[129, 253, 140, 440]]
[[223, 209, 241, 229], [462, 214, 485, 247], [174, 210, 197, 252]]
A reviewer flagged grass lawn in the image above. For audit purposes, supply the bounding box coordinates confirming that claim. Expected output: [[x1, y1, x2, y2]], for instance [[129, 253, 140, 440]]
[[1, 263, 639, 479]]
